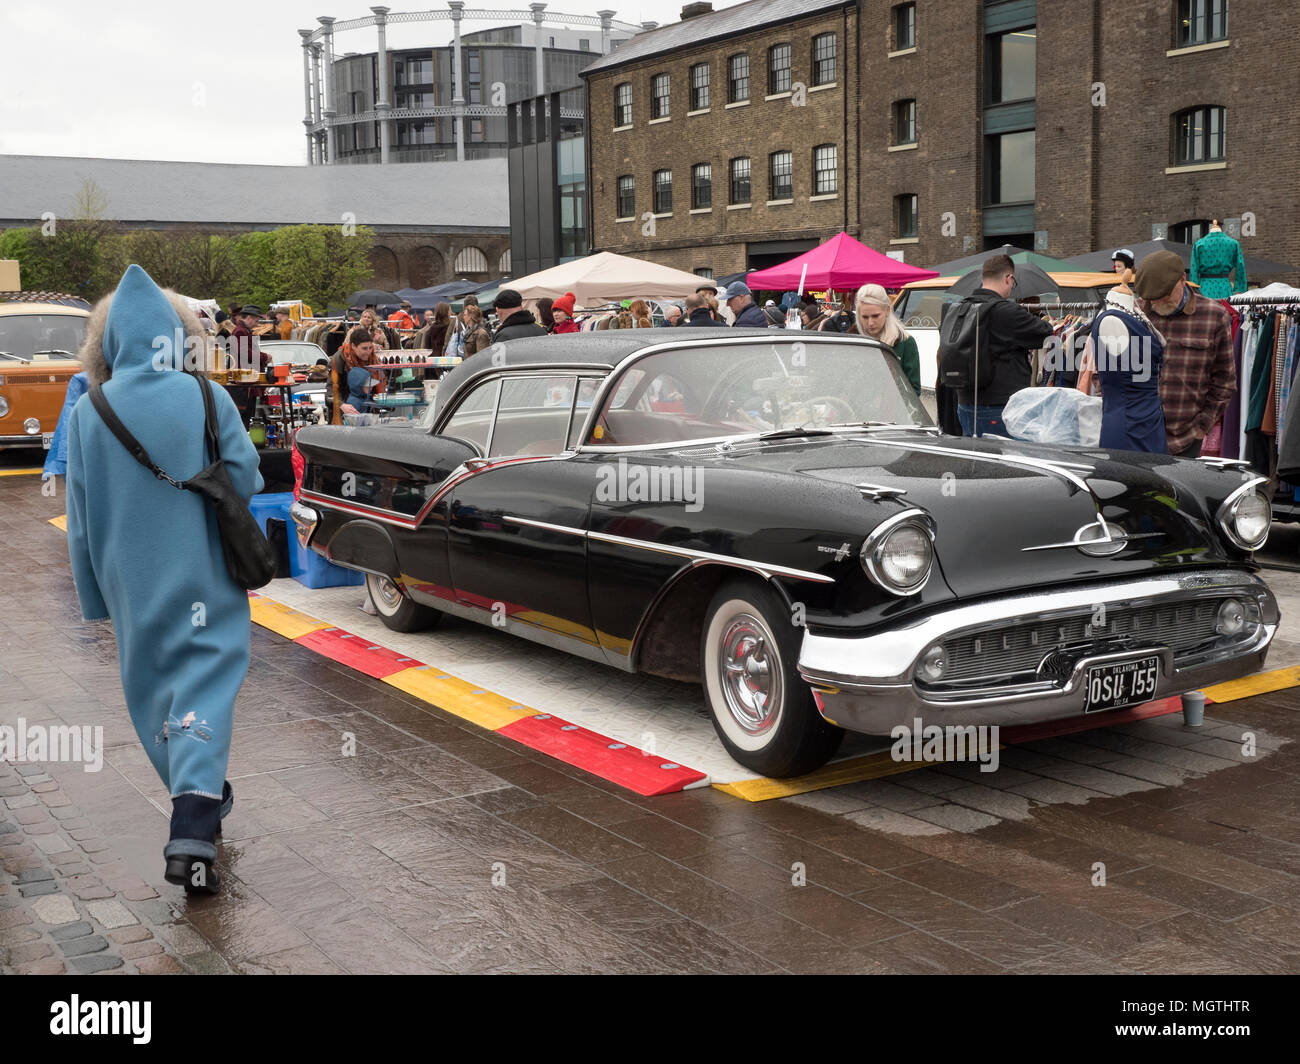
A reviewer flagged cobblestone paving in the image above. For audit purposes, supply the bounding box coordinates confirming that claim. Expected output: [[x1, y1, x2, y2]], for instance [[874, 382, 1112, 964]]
[[3, 463, 1300, 974]]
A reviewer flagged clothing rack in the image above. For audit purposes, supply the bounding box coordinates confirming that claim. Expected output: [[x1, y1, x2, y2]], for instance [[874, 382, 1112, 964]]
[[1228, 296, 1300, 307], [1026, 301, 1106, 313]]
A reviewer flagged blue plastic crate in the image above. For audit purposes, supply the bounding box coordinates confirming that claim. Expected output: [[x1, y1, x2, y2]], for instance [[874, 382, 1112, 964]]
[[248, 491, 295, 535], [249, 491, 363, 589]]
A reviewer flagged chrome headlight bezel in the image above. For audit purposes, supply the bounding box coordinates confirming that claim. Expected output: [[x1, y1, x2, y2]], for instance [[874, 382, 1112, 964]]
[[860, 508, 936, 597], [1216, 478, 1271, 552]]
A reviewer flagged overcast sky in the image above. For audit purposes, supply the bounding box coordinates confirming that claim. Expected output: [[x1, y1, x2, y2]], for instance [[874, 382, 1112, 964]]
[[1, 0, 711, 166]]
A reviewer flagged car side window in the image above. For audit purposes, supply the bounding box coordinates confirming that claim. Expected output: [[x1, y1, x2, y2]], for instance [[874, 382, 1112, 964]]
[[567, 378, 603, 449], [441, 378, 500, 452], [488, 376, 578, 457]]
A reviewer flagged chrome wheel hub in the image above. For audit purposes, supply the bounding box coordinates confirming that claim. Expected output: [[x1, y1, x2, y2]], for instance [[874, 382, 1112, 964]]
[[719, 613, 781, 735], [372, 576, 403, 612]]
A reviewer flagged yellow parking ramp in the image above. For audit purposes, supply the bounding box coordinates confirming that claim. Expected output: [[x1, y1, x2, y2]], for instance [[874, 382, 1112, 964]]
[[48, 514, 67, 531], [714, 748, 934, 802], [383, 667, 537, 731], [248, 596, 333, 641], [1202, 665, 1300, 704]]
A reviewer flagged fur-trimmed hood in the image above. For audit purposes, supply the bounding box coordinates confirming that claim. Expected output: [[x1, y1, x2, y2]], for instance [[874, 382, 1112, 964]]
[[79, 266, 205, 386]]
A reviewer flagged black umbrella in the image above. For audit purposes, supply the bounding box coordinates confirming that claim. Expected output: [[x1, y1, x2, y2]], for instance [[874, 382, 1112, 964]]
[[347, 288, 401, 306], [948, 261, 1057, 298]]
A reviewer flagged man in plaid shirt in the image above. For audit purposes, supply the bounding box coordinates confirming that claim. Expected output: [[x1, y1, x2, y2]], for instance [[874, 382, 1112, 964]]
[[1135, 251, 1236, 457]]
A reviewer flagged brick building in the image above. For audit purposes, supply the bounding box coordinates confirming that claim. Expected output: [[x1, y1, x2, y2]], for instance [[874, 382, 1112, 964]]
[[582, 0, 860, 278], [584, 0, 1300, 277]]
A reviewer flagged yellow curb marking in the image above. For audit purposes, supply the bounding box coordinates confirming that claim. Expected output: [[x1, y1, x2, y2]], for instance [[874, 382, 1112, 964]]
[[383, 667, 537, 731], [1202, 664, 1300, 704], [48, 514, 67, 531], [0, 467, 44, 477], [713, 749, 938, 802], [248, 597, 332, 641]]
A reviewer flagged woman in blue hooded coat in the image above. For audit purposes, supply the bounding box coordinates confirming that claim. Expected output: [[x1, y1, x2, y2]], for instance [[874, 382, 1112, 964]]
[[65, 265, 263, 894]]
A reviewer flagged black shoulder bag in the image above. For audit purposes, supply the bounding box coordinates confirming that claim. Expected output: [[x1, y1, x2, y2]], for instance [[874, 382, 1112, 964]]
[[88, 374, 277, 590]]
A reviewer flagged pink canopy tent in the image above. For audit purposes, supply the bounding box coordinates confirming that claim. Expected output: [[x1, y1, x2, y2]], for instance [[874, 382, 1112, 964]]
[[746, 232, 940, 291]]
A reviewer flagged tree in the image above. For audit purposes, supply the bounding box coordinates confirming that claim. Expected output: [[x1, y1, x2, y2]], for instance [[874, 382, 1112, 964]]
[[123, 231, 237, 299], [269, 224, 375, 312], [17, 180, 123, 299], [230, 230, 278, 310]]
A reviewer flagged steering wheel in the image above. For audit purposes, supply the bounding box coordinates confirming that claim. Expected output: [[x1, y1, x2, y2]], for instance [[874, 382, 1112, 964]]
[[805, 395, 857, 424]]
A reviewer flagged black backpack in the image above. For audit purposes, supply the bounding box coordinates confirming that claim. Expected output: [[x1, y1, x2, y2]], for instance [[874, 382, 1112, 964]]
[[937, 298, 995, 392]]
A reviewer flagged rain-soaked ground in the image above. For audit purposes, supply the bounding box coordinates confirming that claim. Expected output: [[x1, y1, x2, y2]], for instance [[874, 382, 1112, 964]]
[[3, 455, 1300, 974]]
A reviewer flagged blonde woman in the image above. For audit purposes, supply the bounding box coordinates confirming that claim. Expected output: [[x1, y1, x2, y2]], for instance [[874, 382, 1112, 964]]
[[852, 284, 922, 395]]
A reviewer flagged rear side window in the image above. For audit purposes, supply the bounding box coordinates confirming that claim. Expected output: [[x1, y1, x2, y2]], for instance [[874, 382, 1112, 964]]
[[442, 378, 500, 451]]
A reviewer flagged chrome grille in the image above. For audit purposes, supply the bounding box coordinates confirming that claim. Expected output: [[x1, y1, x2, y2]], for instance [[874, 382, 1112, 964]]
[[937, 598, 1231, 685]]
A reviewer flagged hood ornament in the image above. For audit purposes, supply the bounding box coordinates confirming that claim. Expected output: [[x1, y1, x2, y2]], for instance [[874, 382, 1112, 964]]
[[1022, 519, 1163, 555]]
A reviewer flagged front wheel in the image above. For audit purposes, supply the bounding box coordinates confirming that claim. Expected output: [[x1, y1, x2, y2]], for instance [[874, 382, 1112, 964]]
[[701, 578, 844, 777], [365, 573, 441, 633]]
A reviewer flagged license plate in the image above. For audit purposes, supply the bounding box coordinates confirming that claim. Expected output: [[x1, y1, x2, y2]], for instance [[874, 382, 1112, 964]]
[[41, 432, 53, 450], [1084, 656, 1160, 713]]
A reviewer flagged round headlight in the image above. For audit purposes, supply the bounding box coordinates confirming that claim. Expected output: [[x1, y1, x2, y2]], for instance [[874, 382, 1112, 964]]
[[0, 395, 9, 418], [23, 417, 40, 435], [1229, 492, 1270, 550], [861, 511, 935, 596], [1215, 598, 1247, 637], [917, 643, 947, 683]]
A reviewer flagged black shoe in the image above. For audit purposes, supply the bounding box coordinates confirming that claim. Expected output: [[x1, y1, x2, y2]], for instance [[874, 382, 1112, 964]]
[[164, 856, 221, 895]]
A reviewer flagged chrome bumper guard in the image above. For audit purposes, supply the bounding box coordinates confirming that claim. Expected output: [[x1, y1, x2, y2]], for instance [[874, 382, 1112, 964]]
[[289, 500, 319, 549], [798, 569, 1279, 734]]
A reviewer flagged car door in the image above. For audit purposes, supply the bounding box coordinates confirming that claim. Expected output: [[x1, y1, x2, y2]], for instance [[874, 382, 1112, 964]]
[[445, 373, 603, 651]]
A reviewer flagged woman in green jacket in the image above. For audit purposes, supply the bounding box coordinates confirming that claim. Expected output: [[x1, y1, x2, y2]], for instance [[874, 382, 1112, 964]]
[[850, 283, 922, 396]]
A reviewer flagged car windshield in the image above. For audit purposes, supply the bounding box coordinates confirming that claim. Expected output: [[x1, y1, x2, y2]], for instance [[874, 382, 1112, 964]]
[[0, 314, 86, 360], [589, 339, 931, 447], [263, 342, 326, 366]]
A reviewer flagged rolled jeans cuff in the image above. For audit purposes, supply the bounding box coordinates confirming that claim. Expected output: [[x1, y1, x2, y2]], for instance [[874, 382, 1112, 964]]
[[163, 838, 218, 861]]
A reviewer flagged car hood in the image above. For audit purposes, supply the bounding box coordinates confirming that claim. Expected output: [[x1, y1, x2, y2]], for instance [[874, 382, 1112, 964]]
[[683, 430, 1232, 600]]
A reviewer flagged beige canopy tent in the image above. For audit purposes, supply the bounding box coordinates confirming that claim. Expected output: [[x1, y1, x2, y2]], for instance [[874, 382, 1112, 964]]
[[506, 251, 710, 308]]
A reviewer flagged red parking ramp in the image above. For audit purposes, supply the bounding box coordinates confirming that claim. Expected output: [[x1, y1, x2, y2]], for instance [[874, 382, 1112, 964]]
[[497, 714, 708, 796], [295, 626, 424, 679]]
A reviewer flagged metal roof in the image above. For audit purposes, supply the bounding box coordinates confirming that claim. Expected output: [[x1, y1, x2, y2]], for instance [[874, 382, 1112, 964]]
[[0, 155, 509, 231], [580, 0, 853, 75]]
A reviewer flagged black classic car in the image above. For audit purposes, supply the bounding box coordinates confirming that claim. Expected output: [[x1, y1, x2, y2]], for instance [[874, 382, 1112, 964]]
[[291, 330, 1278, 776]]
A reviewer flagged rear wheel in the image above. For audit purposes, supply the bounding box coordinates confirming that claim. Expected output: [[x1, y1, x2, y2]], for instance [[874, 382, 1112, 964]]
[[701, 578, 844, 777], [366, 573, 440, 633]]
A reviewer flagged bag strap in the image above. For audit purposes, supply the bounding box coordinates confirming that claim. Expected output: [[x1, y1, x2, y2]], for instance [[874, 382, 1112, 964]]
[[87, 383, 187, 490], [191, 371, 222, 464]]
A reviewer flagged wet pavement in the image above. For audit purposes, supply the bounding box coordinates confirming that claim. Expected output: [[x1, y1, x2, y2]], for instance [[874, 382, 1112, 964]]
[[3, 457, 1300, 974]]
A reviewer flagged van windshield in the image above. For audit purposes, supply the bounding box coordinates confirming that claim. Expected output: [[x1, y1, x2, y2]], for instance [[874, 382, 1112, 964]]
[[0, 314, 86, 360]]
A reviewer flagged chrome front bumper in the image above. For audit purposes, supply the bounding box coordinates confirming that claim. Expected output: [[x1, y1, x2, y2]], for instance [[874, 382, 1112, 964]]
[[798, 569, 1279, 734]]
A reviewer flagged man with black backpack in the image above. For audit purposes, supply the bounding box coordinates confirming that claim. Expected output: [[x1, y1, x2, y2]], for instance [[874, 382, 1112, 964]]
[[937, 254, 1053, 437]]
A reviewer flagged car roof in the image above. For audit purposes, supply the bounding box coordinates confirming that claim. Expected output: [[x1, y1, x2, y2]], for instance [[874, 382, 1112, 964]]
[[0, 303, 90, 316], [433, 329, 884, 417]]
